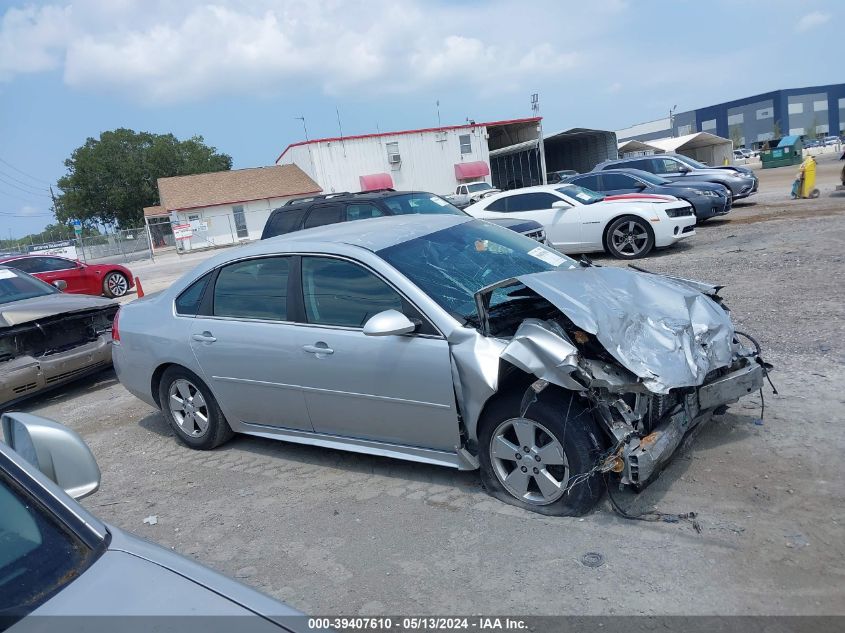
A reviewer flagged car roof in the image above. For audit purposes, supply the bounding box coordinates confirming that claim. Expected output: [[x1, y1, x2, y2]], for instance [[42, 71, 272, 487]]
[[280, 189, 437, 209], [577, 168, 657, 179]]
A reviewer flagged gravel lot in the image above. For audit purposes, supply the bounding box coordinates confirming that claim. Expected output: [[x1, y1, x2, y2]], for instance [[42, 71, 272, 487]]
[[17, 154, 845, 616]]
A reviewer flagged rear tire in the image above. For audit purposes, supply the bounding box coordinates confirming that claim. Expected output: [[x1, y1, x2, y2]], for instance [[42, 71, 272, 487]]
[[478, 386, 606, 516], [604, 215, 655, 259], [103, 271, 130, 298], [158, 366, 234, 450]]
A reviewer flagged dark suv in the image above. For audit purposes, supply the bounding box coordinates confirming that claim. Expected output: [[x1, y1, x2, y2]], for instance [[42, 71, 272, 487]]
[[261, 190, 549, 243]]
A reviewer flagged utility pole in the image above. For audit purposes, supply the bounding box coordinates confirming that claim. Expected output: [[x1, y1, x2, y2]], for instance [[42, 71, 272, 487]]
[[532, 93, 547, 185], [436, 100, 442, 128], [669, 105, 678, 137], [295, 116, 316, 177]]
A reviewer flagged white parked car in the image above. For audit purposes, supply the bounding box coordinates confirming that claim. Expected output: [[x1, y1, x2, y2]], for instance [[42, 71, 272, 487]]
[[463, 184, 696, 259]]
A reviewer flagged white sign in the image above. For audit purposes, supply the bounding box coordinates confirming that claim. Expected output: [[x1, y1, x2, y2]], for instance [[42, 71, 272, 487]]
[[173, 223, 193, 240], [190, 221, 209, 232], [31, 244, 79, 259], [527, 246, 568, 267]]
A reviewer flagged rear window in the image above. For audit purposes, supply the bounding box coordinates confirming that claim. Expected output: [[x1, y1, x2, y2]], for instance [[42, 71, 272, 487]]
[[212, 257, 290, 321], [261, 208, 307, 239], [175, 272, 212, 316]]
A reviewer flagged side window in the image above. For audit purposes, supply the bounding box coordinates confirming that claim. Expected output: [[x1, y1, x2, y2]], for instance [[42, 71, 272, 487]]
[[175, 272, 212, 316], [572, 174, 601, 190], [212, 257, 290, 320], [345, 203, 385, 222], [301, 257, 404, 328], [303, 205, 342, 230], [485, 197, 508, 212], [4, 259, 37, 273], [263, 208, 306, 238], [39, 257, 75, 272], [506, 193, 561, 212], [602, 174, 636, 189], [655, 158, 682, 173]]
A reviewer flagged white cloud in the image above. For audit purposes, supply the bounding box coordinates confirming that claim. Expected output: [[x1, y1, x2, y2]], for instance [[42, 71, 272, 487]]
[[0, 0, 617, 103], [17, 204, 45, 217], [796, 11, 830, 32]]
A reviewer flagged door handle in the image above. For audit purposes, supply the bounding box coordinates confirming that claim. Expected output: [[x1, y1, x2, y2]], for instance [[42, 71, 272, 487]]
[[302, 343, 334, 355], [191, 332, 217, 343]]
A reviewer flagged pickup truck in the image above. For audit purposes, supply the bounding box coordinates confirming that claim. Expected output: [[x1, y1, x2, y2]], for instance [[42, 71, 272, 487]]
[[445, 181, 500, 208]]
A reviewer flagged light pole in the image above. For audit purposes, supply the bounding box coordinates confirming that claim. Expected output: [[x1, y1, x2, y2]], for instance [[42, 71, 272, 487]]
[[669, 105, 678, 137], [532, 93, 547, 185], [295, 116, 316, 177]]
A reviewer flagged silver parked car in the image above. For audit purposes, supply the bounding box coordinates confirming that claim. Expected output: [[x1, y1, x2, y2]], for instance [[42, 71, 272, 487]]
[[113, 215, 766, 516], [0, 412, 305, 629]]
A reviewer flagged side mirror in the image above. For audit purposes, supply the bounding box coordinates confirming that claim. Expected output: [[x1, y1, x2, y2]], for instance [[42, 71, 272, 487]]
[[551, 200, 570, 209], [635, 182, 648, 190], [2, 412, 101, 500], [363, 309, 416, 337], [52, 279, 68, 291], [678, 165, 691, 174]]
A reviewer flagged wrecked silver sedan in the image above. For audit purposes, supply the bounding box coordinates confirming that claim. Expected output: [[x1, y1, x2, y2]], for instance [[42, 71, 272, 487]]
[[113, 215, 765, 515], [0, 266, 117, 408]]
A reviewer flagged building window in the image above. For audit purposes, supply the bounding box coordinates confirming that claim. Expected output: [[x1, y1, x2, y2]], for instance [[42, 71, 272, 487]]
[[232, 205, 248, 238], [788, 103, 803, 115], [677, 124, 692, 136], [701, 119, 716, 131], [385, 142, 400, 165], [459, 134, 472, 154], [727, 113, 744, 125], [813, 100, 828, 112], [816, 124, 829, 134], [756, 108, 773, 120], [757, 132, 774, 142], [840, 97, 845, 110], [789, 127, 805, 136]]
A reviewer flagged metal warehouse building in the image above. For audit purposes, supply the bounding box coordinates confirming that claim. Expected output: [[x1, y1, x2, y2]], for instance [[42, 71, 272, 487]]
[[617, 83, 845, 150]]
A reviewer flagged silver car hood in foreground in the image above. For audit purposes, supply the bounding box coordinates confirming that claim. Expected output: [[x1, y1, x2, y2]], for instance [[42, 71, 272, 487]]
[[25, 525, 302, 631], [0, 294, 115, 328]]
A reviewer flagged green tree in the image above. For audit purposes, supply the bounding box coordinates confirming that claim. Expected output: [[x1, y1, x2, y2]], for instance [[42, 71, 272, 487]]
[[55, 129, 232, 228], [772, 119, 782, 139]]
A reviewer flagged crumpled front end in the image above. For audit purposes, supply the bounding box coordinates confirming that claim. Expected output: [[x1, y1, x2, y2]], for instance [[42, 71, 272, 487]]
[[449, 266, 767, 486]]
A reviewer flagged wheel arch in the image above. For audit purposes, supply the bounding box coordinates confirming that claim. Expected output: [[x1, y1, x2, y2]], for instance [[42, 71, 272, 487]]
[[601, 212, 655, 252], [151, 362, 176, 408]]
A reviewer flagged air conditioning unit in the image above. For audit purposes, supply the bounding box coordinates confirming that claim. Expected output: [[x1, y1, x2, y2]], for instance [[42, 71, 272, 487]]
[[388, 153, 401, 164]]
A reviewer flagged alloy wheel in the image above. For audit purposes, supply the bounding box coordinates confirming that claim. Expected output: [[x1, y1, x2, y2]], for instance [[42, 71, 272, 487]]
[[489, 417, 569, 505], [106, 272, 129, 297], [611, 220, 649, 256], [168, 379, 210, 437]]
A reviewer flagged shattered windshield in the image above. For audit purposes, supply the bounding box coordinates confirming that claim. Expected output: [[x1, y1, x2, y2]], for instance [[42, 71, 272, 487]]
[[0, 269, 57, 305], [378, 220, 576, 323]]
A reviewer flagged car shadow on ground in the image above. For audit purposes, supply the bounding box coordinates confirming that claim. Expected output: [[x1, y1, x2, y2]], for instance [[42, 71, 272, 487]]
[[138, 406, 761, 521], [731, 201, 758, 208], [587, 239, 695, 264], [8, 368, 120, 415]]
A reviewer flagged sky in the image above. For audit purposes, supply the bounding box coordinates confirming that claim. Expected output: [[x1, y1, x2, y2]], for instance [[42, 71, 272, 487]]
[[0, 0, 842, 237]]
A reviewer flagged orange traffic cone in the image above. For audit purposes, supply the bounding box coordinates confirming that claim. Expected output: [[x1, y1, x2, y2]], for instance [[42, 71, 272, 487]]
[[135, 277, 144, 298]]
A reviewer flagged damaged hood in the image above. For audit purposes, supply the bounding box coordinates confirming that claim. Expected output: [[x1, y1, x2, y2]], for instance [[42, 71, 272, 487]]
[[0, 294, 116, 328], [506, 268, 735, 393]]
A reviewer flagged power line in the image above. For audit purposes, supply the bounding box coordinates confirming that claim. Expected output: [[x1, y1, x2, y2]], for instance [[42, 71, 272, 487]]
[[0, 173, 51, 198], [0, 185, 51, 204], [0, 166, 52, 193], [0, 157, 52, 186]]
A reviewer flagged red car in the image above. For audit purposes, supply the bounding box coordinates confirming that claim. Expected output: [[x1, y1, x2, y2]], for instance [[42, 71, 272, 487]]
[[0, 255, 134, 298]]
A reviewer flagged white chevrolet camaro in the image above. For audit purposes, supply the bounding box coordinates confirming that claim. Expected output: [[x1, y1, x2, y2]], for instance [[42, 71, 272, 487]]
[[463, 184, 697, 259]]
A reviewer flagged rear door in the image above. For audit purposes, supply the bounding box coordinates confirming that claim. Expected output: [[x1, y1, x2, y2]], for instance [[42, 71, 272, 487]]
[[20, 257, 90, 294], [187, 256, 313, 431], [292, 255, 459, 451], [482, 193, 585, 252]]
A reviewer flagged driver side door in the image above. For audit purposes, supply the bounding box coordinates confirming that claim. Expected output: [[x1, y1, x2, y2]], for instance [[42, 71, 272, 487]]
[[482, 193, 585, 252], [292, 255, 460, 452]]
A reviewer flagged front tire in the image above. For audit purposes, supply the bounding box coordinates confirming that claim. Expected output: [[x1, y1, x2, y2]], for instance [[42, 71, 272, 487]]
[[103, 271, 130, 298], [158, 366, 234, 450], [478, 387, 606, 516], [604, 215, 654, 259]]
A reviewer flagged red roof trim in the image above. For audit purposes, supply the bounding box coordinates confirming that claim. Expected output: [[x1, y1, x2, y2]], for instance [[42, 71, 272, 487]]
[[275, 117, 542, 162], [168, 189, 322, 213]]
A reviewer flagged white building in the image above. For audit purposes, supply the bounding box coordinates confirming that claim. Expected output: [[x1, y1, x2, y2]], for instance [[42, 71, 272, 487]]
[[156, 165, 321, 252], [275, 118, 542, 196], [617, 132, 734, 166]]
